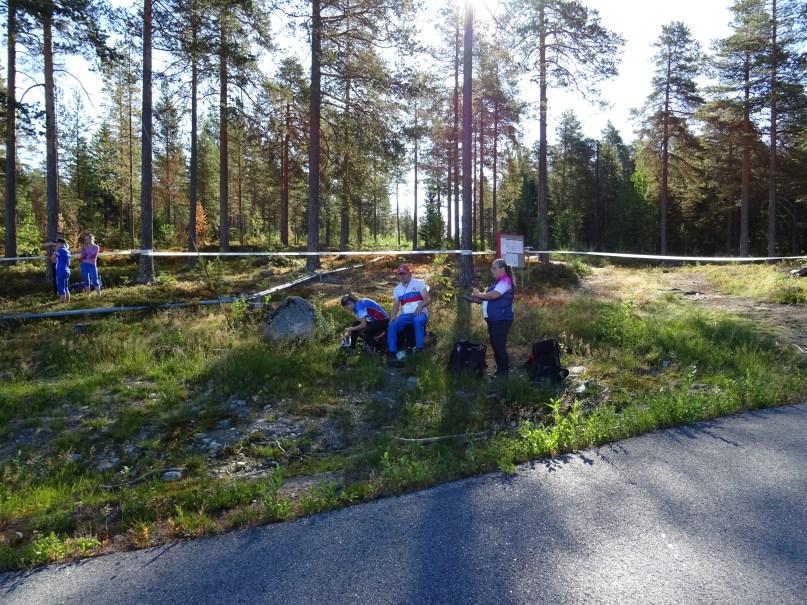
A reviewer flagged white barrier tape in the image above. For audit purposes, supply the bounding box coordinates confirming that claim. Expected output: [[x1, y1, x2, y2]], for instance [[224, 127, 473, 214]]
[[528, 250, 807, 263], [4, 247, 803, 263], [0, 249, 494, 262], [142, 249, 487, 257]]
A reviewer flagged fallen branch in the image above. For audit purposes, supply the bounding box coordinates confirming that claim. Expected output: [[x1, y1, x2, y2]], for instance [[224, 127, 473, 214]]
[[392, 430, 492, 444]]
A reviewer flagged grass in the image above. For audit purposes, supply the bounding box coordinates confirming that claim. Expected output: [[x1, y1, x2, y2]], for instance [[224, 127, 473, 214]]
[[691, 262, 807, 304], [0, 256, 805, 570]]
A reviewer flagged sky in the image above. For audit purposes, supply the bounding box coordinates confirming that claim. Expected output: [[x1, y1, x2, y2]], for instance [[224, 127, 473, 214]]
[[472, 0, 735, 146], [5, 0, 737, 218]]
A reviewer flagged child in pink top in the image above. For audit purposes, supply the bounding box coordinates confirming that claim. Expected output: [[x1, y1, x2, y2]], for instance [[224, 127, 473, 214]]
[[79, 233, 101, 294]]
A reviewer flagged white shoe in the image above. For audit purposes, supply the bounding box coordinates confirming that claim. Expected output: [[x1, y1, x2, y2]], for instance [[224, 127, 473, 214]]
[[396, 351, 406, 361]]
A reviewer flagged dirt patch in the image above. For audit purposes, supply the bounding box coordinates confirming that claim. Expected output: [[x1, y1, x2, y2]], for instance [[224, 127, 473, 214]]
[[582, 265, 807, 354]]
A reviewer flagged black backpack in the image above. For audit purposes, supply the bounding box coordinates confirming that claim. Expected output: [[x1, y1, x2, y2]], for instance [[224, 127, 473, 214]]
[[525, 339, 569, 383], [447, 340, 487, 377]]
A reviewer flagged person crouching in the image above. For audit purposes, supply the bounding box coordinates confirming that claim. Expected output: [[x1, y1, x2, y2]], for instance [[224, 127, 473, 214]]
[[340, 293, 390, 351]]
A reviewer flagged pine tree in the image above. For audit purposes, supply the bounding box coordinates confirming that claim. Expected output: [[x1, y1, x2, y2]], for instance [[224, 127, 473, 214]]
[[637, 21, 703, 254], [507, 0, 623, 261]]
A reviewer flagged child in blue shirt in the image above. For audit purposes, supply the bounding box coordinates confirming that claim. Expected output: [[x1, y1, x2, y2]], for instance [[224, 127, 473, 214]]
[[50, 238, 71, 303]]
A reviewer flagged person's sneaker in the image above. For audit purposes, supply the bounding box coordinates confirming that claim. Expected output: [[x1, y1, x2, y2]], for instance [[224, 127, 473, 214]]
[[396, 350, 407, 362], [340, 336, 351, 348]]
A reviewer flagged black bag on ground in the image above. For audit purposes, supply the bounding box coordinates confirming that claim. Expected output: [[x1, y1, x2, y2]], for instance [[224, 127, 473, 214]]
[[524, 339, 569, 383], [447, 340, 487, 377]]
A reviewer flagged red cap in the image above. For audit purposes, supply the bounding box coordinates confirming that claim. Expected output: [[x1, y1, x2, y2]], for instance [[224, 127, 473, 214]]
[[396, 264, 412, 274]]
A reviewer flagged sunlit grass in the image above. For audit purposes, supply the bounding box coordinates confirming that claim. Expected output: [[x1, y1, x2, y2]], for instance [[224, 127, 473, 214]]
[[0, 259, 805, 570]]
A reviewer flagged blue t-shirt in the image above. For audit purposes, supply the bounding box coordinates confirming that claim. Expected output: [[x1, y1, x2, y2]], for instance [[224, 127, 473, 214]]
[[55, 248, 71, 274], [355, 298, 389, 322]]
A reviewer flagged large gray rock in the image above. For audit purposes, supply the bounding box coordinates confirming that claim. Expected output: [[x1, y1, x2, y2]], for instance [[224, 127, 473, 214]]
[[261, 296, 320, 343]]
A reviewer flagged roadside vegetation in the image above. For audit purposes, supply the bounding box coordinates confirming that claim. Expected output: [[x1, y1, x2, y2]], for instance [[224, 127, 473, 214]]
[[1, 257, 805, 570]]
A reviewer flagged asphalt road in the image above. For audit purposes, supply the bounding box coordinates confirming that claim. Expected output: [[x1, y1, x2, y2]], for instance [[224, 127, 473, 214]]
[[2, 403, 806, 605]]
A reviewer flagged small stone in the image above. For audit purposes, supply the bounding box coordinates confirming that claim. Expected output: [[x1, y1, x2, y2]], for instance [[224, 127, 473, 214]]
[[162, 470, 183, 481], [575, 382, 588, 395], [124, 444, 139, 456], [69, 453, 83, 463], [568, 366, 586, 376], [216, 419, 232, 430], [148, 392, 159, 400], [208, 441, 223, 451], [96, 457, 120, 472], [662, 359, 672, 368]]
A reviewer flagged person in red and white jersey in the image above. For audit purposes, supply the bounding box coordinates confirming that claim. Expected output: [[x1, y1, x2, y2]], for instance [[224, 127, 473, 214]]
[[387, 264, 430, 361]]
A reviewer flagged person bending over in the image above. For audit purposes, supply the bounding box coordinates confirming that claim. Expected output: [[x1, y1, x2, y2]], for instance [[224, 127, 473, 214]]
[[470, 258, 515, 378], [340, 293, 389, 350], [387, 264, 430, 362]]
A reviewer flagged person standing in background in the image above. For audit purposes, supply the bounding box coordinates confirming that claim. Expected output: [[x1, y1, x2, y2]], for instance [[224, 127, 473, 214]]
[[49, 238, 71, 303], [471, 258, 515, 378], [79, 233, 101, 295]]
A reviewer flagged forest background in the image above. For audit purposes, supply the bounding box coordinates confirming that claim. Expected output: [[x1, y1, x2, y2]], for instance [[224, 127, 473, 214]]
[[1, 0, 806, 272]]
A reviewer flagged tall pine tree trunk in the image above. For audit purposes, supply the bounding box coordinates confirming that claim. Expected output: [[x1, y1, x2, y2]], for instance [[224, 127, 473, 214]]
[[43, 10, 58, 244], [4, 0, 17, 262], [660, 54, 671, 255], [767, 0, 778, 257], [127, 39, 135, 247], [536, 1, 549, 262], [138, 0, 155, 282], [479, 103, 485, 248], [339, 77, 351, 250], [447, 136, 452, 243], [459, 0, 474, 287], [413, 105, 419, 250], [306, 0, 322, 272], [219, 15, 230, 252], [740, 51, 751, 256], [453, 23, 460, 248], [281, 99, 290, 246], [492, 100, 498, 244], [188, 8, 198, 264]]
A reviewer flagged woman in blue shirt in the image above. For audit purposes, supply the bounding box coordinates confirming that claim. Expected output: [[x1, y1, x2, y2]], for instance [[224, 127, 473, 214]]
[[471, 258, 515, 377]]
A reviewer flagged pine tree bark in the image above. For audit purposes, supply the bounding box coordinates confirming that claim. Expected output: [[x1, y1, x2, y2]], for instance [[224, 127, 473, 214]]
[[453, 22, 461, 248], [339, 76, 351, 249], [660, 51, 671, 255], [459, 1, 474, 287], [740, 51, 751, 257], [281, 99, 290, 246], [4, 0, 17, 262], [219, 14, 230, 252], [536, 1, 549, 262], [479, 102, 485, 248], [767, 0, 778, 257], [492, 100, 498, 245], [43, 9, 58, 244], [413, 104, 419, 249], [306, 0, 322, 272], [138, 0, 155, 282], [188, 7, 199, 264]]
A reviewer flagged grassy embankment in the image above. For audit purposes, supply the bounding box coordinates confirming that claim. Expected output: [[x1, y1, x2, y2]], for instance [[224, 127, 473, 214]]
[[0, 256, 805, 569]]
